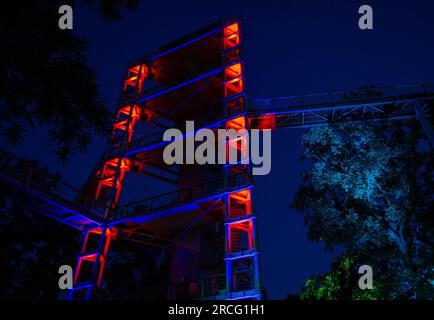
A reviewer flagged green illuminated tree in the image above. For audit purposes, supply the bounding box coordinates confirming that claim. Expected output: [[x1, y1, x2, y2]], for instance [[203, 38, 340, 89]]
[[300, 255, 380, 300]]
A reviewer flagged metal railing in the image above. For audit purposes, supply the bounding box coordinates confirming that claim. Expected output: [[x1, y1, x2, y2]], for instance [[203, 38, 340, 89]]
[[167, 273, 227, 299], [250, 83, 434, 112], [111, 172, 251, 220], [109, 270, 255, 300], [0, 147, 102, 217]]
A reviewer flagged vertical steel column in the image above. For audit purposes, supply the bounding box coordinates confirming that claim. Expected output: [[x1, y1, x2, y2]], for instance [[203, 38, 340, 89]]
[[221, 19, 262, 299], [68, 227, 113, 300]]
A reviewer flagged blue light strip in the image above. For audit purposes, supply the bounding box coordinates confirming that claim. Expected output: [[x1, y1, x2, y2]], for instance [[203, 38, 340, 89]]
[[148, 28, 221, 61], [108, 184, 252, 226], [225, 250, 259, 261], [265, 114, 417, 130], [226, 293, 263, 300], [224, 215, 255, 225], [249, 97, 423, 115], [28, 193, 102, 229], [137, 67, 222, 104], [136, 58, 243, 105], [125, 112, 248, 157]]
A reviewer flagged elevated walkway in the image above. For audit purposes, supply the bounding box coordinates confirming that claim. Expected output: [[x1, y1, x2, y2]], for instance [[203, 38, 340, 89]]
[[249, 83, 434, 129], [0, 148, 103, 230]]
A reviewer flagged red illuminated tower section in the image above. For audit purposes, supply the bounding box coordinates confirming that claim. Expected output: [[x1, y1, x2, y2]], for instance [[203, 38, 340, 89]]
[[71, 17, 263, 300], [223, 60, 261, 298], [69, 227, 113, 299]]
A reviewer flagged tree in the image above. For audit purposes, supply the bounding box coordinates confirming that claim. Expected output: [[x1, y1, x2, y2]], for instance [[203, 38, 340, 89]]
[[300, 255, 380, 300], [0, 1, 138, 161], [0, 0, 170, 299], [0, 157, 78, 298], [293, 120, 434, 299], [81, 0, 140, 21]]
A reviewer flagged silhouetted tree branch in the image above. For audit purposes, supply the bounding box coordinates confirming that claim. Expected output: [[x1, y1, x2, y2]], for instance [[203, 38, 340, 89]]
[[0, 1, 139, 161]]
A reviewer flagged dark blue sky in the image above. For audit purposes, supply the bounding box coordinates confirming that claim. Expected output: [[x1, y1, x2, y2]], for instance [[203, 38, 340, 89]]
[[5, 0, 434, 298]]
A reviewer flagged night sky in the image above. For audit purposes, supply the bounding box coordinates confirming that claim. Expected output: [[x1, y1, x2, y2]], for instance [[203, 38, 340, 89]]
[[3, 0, 434, 299]]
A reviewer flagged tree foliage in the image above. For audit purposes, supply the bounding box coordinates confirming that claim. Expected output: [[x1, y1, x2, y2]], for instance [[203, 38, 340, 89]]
[[0, 158, 78, 298], [293, 120, 434, 299], [81, 0, 139, 21], [0, 0, 169, 299], [0, 1, 138, 161], [300, 255, 380, 300]]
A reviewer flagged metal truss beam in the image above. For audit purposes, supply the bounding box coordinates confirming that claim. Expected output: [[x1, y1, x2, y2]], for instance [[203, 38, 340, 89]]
[[0, 148, 103, 230], [249, 84, 434, 131]]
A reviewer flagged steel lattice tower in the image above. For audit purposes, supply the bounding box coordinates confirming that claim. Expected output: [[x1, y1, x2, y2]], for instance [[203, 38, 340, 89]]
[[70, 17, 264, 300]]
